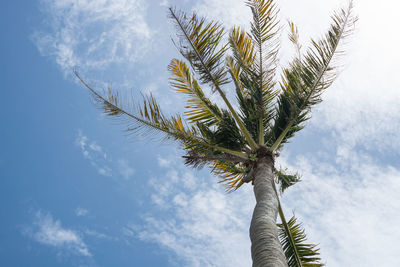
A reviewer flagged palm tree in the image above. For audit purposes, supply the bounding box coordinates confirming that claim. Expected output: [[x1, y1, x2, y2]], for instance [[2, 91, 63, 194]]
[[75, 0, 356, 266]]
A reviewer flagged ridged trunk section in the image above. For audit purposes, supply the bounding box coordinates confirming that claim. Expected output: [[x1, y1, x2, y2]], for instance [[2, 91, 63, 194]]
[[250, 156, 288, 267]]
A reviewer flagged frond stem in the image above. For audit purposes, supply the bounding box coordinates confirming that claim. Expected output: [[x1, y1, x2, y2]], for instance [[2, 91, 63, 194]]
[[256, 6, 265, 146], [258, 115, 265, 145]]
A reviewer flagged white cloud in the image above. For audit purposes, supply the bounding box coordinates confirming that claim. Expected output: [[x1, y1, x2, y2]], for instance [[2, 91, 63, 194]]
[[157, 155, 172, 168], [28, 211, 91, 257], [279, 151, 400, 267], [89, 142, 102, 153], [276, 0, 400, 153], [194, 0, 400, 153], [84, 229, 112, 240], [75, 207, 89, 217], [97, 166, 112, 176], [75, 131, 138, 180], [127, 145, 400, 267], [160, 0, 169, 7], [33, 0, 152, 73], [305, 0, 400, 154], [75, 130, 112, 177], [194, 0, 251, 28], [128, 154, 254, 267], [117, 159, 135, 180]]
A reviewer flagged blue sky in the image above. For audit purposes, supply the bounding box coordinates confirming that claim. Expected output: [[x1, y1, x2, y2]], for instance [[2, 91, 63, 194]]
[[1, 0, 400, 266]]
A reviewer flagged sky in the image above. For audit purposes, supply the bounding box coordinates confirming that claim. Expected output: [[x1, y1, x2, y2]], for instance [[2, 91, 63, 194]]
[[1, 0, 400, 266]]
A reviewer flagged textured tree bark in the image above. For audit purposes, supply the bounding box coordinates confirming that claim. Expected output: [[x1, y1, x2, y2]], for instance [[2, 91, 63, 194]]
[[250, 156, 288, 267]]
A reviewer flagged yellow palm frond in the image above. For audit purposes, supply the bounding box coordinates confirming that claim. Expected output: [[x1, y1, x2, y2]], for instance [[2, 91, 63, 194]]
[[230, 27, 256, 69], [212, 161, 247, 192], [169, 59, 223, 125], [288, 21, 302, 58]]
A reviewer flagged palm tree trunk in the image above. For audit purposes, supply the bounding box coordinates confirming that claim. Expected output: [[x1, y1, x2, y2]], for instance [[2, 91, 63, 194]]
[[250, 156, 288, 267]]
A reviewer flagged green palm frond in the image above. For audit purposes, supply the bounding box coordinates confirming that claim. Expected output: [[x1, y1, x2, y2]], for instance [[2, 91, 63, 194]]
[[269, 1, 356, 150], [265, 82, 309, 148], [278, 213, 324, 267], [228, 25, 277, 145], [275, 168, 301, 194], [246, 0, 280, 82], [169, 8, 259, 149], [228, 28, 260, 142], [195, 110, 246, 152], [246, 0, 280, 144], [169, 8, 229, 90], [169, 59, 223, 125]]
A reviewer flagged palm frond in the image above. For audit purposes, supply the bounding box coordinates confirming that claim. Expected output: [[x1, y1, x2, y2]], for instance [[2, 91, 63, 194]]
[[76, 71, 177, 138], [246, 0, 280, 144], [212, 161, 248, 192], [288, 21, 302, 58], [228, 29, 260, 142], [169, 8, 229, 90], [269, 1, 356, 151], [226, 57, 262, 144], [229, 27, 256, 71], [228, 26, 277, 145], [275, 168, 301, 194], [183, 152, 246, 169], [169, 8, 259, 149], [278, 213, 324, 267], [246, 0, 280, 81], [75, 71, 247, 159], [196, 110, 247, 152], [169, 59, 223, 125]]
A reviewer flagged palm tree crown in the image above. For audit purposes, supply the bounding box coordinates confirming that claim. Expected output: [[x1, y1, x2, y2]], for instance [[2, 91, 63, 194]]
[[75, 1, 356, 266]]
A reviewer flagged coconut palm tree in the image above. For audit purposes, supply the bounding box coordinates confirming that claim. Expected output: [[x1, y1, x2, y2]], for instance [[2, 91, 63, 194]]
[[75, 0, 356, 266]]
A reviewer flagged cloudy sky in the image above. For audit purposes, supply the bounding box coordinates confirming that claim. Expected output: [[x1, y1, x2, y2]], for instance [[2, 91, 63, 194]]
[[1, 0, 399, 266]]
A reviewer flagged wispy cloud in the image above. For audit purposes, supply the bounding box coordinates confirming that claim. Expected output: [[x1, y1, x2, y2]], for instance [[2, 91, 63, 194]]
[[157, 155, 172, 168], [117, 159, 135, 180], [84, 229, 113, 240], [284, 0, 400, 153], [127, 154, 254, 267], [160, 0, 169, 7], [33, 0, 152, 74], [194, 0, 250, 28], [278, 150, 400, 267], [75, 130, 112, 177], [125, 146, 400, 267], [194, 0, 400, 154], [26, 211, 91, 257], [310, 0, 400, 153], [75, 130, 139, 181], [75, 207, 89, 217]]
